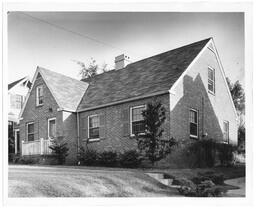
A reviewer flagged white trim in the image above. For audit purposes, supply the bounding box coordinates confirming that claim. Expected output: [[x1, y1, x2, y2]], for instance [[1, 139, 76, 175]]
[[26, 122, 34, 142], [88, 114, 100, 140], [8, 76, 30, 92], [189, 108, 199, 139], [130, 105, 146, 136], [14, 129, 20, 154], [48, 117, 56, 139]]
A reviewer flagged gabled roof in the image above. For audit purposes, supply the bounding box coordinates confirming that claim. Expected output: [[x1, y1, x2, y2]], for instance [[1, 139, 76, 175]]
[[8, 77, 31, 90], [77, 38, 211, 111], [20, 67, 89, 116], [38, 67, 89, 112]]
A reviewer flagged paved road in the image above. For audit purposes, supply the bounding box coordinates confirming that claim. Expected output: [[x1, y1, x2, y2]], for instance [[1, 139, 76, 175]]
[[8, 165, 181, 197]]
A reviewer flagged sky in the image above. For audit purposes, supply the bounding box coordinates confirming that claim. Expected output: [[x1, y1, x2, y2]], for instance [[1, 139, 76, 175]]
[[8, 12, 244, 85]]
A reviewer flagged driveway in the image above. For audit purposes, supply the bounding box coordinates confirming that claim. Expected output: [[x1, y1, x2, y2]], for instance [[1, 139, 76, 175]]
[[224, 177, 245, 197], [8, 165, 181, 197]]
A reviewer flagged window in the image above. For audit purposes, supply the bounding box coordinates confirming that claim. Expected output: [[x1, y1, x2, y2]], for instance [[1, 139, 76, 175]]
[[131, 105, 145, 135], [189, 109, 198, 138], [48, 118, 56, 138], [88, 115, 100, 139], [223, 121, 229, 143], [36, 85, 44, 106], [208, 67, 215, 94], [15, 95, 23, 109], [27, 122, 34, 141]]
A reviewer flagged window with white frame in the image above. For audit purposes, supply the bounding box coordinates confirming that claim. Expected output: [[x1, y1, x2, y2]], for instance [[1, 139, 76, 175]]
[[88, 115, 100, 139], [27, 122, 34, 141], [36, 85, 44, 106], [189, 109, 198, 138], [223, 121, 229, 143], [130, 105, 145, 135], [15, 95, 23, 109], [208, 67, 215, 94], [48, 118, 56, 138]]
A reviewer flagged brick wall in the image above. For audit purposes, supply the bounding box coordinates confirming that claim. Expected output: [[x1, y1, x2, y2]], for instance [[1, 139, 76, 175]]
[[78, 94, 170, 153]]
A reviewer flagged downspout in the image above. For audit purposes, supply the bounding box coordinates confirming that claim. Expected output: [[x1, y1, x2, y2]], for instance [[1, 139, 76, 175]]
[[76, 112, 80, 164]]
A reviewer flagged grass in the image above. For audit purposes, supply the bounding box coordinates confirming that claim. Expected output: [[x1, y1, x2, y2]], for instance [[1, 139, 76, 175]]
[[8, 165, 181, 197]]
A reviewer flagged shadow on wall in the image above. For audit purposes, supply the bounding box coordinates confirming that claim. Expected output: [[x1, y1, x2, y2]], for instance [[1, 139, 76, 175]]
[[159, 74, 224, 168]]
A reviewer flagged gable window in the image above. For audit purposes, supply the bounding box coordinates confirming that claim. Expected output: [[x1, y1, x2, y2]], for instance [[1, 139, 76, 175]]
[[27, 122, 34, 141], [223, 121, 229, 143], [130, 105, 145, 135], [48, 118, 56, 139], [88, 115, 100, 139], [208, 67, 215, 94], [189, 109, 198, 138], [36, 85, 44, 106], [15, 95, 23, 109]]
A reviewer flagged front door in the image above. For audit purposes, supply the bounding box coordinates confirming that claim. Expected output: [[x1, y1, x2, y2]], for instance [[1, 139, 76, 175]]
[[14, 129, 20, 154]]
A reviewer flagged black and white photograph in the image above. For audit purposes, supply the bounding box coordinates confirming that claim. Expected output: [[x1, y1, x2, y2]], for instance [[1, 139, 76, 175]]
[[1, 1, 255, 208]]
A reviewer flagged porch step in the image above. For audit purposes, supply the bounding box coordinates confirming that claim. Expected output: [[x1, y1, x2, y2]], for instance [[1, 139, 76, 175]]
[[146, 172, 177, 187]]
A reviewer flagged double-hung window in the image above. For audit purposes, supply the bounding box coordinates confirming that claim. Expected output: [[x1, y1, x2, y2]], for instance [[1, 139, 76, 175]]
[[88, 115, 100, 139], [223, 121, 229, 143], [189, 109, 198, 138], [48, 118, 56, 139], [27, 122, 34, 141], [15, 95, 23, 109], [36, 85, 44, 106], [208, 67, 215, 94], [130, 105, 145, 135]]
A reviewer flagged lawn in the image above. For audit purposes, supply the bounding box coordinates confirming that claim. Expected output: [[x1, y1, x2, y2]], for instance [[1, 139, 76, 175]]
[[8, 165, 181, 197]]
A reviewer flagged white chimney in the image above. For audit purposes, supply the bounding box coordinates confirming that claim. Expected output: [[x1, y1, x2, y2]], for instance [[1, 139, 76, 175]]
[[115, 54, 131, 70]]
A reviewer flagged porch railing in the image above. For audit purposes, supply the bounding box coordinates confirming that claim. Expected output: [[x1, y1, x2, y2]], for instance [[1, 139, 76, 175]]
[[22, 138, 52, 156]]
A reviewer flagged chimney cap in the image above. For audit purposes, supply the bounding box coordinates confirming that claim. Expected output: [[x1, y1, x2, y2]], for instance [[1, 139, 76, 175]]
[[115, 54, 130, 62]]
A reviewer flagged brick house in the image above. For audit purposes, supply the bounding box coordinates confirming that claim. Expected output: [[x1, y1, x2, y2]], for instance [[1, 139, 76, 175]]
[[18, 38, 238, 164]]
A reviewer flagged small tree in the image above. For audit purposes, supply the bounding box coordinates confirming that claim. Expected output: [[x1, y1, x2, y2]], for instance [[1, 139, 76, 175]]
[[136, 101, 176, 165], [49, 136, 69, 164]]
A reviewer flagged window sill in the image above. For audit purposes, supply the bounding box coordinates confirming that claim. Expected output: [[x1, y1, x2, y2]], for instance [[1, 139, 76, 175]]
[[208, 90, 215, 96], [190, 135, 198, 140], [88, 138, 100, 142], [36, 104, 44, 108]]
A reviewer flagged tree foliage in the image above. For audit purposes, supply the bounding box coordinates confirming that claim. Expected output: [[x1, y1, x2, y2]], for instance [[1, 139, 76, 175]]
[[49, 136, 69, 164], [136, 101, 176, 165], [73, 58, 110, 80]]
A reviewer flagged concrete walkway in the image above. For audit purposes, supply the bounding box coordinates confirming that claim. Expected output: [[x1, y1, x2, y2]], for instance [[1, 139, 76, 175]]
[[224, 177, 245, 197]]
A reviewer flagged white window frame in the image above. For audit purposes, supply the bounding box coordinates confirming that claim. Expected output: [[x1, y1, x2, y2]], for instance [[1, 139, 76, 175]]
[[36, 85, 44, 106], [26, 122, 35, 142], [48, 117, 56, 139], [208, 66, 215, 94], [223, 121, 229, 144], [88, 114, 100, 141], [15, 94, 23, 109], [14, 129, 20, 154], [130, 105, 146, 136], [189, 108, 199, 139]]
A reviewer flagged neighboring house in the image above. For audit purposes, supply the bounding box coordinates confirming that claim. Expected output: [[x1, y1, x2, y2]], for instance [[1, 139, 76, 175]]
[[19, 38, 238, 164], [8, 77, 31, 154]]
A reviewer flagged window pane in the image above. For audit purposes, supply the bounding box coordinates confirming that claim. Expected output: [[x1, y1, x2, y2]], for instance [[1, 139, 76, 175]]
[[208, 68, 214, 80], [189, 110, 197, 123], [190, 123, 198, 136], [132, 107, 144, 122], [132, 121, 145, 135], [28, 123, 34, 133], [28, 134, 34, 141], [89, 127, 99, 139], [49, 120, 56, 138], [89, 115, 99, 128]]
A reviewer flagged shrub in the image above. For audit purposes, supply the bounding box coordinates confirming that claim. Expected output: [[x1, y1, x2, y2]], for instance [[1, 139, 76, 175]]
[[98, 150, 118, 167], [119, 150, 142, 168], [17, 156, 39, 164], [49, 136, 69, 165], [217, 143, 236, 166], [79, 147, 98, 166], [197, 171, 224, 185], [187, 139, 217, 168]]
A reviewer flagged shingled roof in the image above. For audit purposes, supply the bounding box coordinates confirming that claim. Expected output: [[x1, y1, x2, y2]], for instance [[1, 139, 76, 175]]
[[37, 67, 89, 112], [77, 38, 211, 111], [8, 77, 31, 90]]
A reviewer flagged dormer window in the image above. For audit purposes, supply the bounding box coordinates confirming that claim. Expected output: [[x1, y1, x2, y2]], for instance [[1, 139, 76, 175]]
[[208, 67, 215, 94], [36, 85, 44, 106]]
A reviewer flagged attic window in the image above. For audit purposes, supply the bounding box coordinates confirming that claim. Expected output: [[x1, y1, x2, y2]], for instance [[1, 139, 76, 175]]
[[36, 85, 44, 106], [208, 67, 215, 94]]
